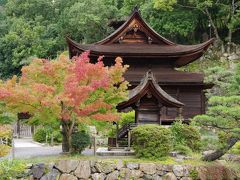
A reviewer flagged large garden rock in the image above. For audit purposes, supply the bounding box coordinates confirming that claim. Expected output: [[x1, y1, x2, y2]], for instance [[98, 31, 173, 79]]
[[126, 162, 139, 169], [59, 173, 78, 180], [31, 163, 46, 179], [40, 168, 60, 180], [91, 173, 106, 180], [130, 169, 144, 179], [55, 160, 79, 173], [106, 170, 119, 180], [162, 172, 177, 180], [74, 160, 91, 179], [139, 163, 156, 175], [173, 165, 190, 177], [95, 161, 116, 173], [119, 168, 131, 179]]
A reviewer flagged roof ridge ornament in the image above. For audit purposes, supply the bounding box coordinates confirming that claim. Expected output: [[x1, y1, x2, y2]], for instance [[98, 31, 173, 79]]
[[147, 69, 154, 80], [133, 6, 140, 12]]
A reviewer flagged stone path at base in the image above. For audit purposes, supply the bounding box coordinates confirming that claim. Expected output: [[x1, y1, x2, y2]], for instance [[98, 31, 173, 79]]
[[7, 138, 94, 159]]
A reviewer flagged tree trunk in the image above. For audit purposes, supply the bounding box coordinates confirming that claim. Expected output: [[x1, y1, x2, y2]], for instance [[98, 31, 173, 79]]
[[205, 8, 220, 41], [204, 8, 225, 53], [227, 0, 235, 54], [61, 120, 75, 153], [202, 137, 239, 161], [227, 29, 232, 54], [61, 121, 70, 153]]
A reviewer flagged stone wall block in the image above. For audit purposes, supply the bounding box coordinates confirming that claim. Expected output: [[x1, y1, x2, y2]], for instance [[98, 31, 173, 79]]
[[162, 172, 177, 180], [106, 170, 119, 180], [126, 162, 139, 170], [31, 163, 46, 179], [153, 174, 162, 180], [40, 168, 60, 180], [130, 169, 144, 179], [139, 163, 156, 175], [119, 168, 131, 179], [173, 165, 190, 177], [55, 160, 79, 173], [143, 174, 153, 180], [74, 160, 91, 179], [95, 161, 116, 173], [91, 173, 106, 180], [59, 173, 78, 180], [162, 165, 173, 172], [116, 160, 124, 170], [180, 177, 193, 180]]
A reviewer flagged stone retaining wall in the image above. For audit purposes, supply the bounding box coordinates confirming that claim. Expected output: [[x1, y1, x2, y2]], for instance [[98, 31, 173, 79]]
[[24, 160, 236, 180]]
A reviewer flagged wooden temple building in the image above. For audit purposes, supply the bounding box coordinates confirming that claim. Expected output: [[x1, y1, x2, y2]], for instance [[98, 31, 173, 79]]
[[67, 7, 214, 126]]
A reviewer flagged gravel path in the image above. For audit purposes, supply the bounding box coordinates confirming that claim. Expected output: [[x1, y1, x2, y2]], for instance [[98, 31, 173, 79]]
[[5, 138, 94, 159]]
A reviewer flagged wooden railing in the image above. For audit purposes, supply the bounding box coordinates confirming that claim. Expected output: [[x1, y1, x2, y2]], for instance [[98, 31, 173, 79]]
[[117, 123, 138, 139]]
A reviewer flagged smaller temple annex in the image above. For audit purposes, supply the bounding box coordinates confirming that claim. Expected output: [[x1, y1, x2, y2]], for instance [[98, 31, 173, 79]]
[[66, 7, 214, 125]]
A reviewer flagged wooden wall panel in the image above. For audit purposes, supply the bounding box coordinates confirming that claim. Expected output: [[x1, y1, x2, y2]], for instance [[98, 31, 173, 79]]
[[161, 86, 204, 120]]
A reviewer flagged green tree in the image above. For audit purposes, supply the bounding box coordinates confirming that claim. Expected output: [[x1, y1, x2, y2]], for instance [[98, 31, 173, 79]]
[[0, 18, 57, 78], [120, 0, 205, 43], [153, 0, 240, 52], [194, 63, 240, 161]]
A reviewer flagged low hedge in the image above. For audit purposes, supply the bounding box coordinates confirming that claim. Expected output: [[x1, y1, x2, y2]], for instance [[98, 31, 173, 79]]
[[131, 124, 172, 159]]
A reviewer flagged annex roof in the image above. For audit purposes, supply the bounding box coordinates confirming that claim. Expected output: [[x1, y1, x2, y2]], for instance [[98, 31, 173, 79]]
[[117, 70, 184, 111]]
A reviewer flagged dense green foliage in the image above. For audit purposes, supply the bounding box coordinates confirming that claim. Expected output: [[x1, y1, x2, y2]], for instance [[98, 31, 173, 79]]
[[230, 142, 240, 155], [33, 128, 62, 144], [119, 111, 135, 126], [193, 63, 240, 160], [132, 125, 172, 159], [0, 124, 12, 156], [0, 160, 26, 178], [71, 131, 91, 153], [171, 121, 202, 152], [0, 0, 239, 78]]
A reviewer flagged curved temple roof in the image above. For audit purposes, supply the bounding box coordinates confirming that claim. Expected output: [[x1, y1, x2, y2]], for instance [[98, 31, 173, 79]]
[[117, 71, 184, 111], [67, 7, 214, 67]]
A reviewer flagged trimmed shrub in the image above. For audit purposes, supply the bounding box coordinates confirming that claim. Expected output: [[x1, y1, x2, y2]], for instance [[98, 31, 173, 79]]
[[131, 124, 172, 159], [171, 121, 201, 151], [0, 160, 26, 179], [0, 144, 11, 157], [0, 125, 12, 156], [71, 131, 91, 153], [33, 128, 47, 143]]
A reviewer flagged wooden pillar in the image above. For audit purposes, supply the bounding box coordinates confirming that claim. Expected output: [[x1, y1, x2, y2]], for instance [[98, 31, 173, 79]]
[[116, 122, 119, 148], [178, 108, 183, 121], [127, 130, 131, 151], [17, 118, 20, 139], [135, 100, 140, 124], [159, 108, 162, 125], [158, 103, 162, 125]]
